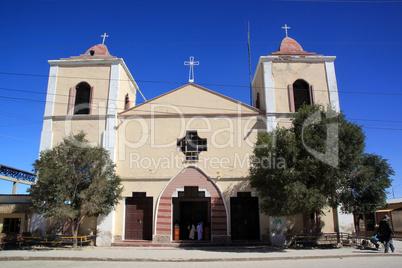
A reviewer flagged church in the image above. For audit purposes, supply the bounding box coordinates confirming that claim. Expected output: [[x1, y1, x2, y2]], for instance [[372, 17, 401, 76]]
[[38, 33, 354, 246]]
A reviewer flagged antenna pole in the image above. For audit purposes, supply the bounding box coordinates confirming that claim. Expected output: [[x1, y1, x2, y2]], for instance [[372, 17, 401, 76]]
[[246, 21, 253, 106]]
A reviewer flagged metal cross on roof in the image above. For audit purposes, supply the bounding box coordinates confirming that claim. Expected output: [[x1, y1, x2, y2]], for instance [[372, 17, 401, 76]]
[[184, 56, 199, 83], [282, 24, 290, 37], [101, 32, 109, 45]]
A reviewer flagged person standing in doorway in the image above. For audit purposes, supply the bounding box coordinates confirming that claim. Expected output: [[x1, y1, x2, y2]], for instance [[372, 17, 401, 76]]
[[188, 223, 196, 240], [379, 215, 395, 253], [197, 222, 203, 240]]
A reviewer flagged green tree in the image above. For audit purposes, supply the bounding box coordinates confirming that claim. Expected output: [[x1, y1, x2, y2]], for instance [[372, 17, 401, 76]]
[[340, 153, 394, 213], [250, 105, 393, 218], [29, 132, 123, 248]]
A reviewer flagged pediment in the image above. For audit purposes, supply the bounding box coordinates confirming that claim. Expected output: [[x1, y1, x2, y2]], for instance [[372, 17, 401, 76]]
[[119, 84, 261, 117]]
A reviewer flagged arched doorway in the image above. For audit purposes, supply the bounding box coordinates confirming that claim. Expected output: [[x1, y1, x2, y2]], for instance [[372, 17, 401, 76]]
[[172, 186, 211, 240], [154, 167, 228, 242]]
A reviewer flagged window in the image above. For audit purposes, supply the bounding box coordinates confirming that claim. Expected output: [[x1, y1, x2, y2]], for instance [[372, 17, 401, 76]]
[[125, 93, 130, 110], [288, 79, 314, 112], [256, 92, 260, 109], [74, 82, 91, 114], [68, 82, 93, 115], [177, 131, 207, 161], [365, 213, 375, 231], [2, 218, 21, 233]]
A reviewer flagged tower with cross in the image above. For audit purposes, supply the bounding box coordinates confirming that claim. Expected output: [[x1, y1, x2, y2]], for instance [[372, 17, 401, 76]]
[[251, 26, 340, 133], [184, 56, 199, 83]]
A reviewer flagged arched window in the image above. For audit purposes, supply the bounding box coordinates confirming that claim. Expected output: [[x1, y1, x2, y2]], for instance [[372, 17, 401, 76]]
[[67, 82, 93, 115], [256, 92, 260, 110], [125, 93, 130, 110], [288, 79, 314, 112]]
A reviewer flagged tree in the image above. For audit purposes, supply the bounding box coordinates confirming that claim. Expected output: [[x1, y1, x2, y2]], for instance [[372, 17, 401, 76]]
[[249, 104, 393, 219], [29, 132, 123, 248], [340, 153, 394, 213]]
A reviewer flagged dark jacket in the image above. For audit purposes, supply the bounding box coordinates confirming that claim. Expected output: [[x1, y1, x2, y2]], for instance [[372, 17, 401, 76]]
[[379, 218, 394, 237]]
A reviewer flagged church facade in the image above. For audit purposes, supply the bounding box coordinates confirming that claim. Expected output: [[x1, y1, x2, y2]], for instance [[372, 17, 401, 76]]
[[38, 37, 354, 246]]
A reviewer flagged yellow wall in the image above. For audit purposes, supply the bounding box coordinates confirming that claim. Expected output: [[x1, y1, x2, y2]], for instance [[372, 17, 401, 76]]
[[118, 67, 137, 112], [79, 216, 97, 235], [0, 213, 28, 234], [272, 62, 330, 113], [51, 118, 106, 146], [114, 180, 168, 238], [117, 85, 263, 179], [320, 207, 336, 233], [286, 214, 304, 233], [252, 62, 266, 111], [116, 115, 260, 178], [54, 65, 112, 116]]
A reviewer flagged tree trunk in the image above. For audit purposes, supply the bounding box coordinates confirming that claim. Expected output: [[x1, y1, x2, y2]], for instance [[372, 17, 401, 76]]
[[71, 215, 85, 248], [72, 221, 78, 248]]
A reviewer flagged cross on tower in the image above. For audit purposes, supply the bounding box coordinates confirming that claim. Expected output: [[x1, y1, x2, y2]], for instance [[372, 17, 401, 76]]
[[184, 56, 199, 83], [100, 32, 109, 45], [282, 24, 290, 37]]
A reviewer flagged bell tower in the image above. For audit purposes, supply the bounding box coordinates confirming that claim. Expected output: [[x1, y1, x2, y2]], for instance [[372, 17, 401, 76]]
[[251, 36, 340, 131], [39, 43, 140, 246], [40, 43, 139, 155]]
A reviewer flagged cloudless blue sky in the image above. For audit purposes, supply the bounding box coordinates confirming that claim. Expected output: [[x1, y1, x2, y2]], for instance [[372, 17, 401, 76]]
[[0, 0, 401, 198]]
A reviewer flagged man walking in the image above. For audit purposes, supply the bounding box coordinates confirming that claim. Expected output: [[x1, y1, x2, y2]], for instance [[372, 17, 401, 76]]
[[379, 215, 395, 253]]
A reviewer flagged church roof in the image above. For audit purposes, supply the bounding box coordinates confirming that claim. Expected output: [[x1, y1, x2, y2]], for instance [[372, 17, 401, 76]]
[[85, 44, 111, 56], [270, 37, 319, 57], [279, 37, 304, 52], [60, 44, 117, 60]]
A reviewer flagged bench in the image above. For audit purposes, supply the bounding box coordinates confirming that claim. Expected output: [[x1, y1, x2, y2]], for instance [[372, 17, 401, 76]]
[[288, 233, 340, 248], [21, 234, 93, 247]]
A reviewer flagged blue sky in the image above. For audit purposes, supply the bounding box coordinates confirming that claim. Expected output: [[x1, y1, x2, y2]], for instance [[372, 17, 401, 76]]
[[0, 0, 401, 198]]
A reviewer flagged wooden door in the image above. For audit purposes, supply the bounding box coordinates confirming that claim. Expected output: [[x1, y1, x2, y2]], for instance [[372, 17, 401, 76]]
[[230, 193, 260, 240], [125, 195, 153, 240]]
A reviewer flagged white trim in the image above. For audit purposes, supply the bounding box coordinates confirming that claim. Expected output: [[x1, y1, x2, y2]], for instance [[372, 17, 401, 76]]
[[171, 187, 211, 198], [266, 115, 277, 132], [325, 61, 341, 113], [44, 65, 58, 117], [259, 55, 336, 63], [39, 65, 58, 152], [263, 61, 275, 114], [44, 114, 114, 120], [97, 63, 121, 245], [172, 188, 185, 198], [199, 188, 211, 197], [262, 61, 277, 132], [103, 62, 121, 162], [39, 119, 53, 152], [122, 197, 127, 241]]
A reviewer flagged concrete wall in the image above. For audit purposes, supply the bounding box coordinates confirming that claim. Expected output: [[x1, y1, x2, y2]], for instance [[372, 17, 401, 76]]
[[271, 62, 330, 113], [54, 65, 112, 116]]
